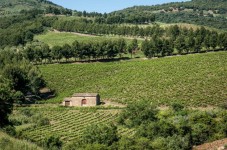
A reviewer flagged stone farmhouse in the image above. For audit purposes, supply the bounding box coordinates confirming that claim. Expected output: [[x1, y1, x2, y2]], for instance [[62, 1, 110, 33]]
[[63, 93, 100, 107]]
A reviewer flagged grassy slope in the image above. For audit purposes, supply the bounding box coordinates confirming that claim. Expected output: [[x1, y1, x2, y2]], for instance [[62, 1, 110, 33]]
[[0, 131, 42, 150], [40, 51, 227, 106], [34, 31, 141, 47]]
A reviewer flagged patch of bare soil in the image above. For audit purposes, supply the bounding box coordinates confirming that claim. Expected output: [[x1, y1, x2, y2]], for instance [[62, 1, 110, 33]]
[[53, 29, 99, 37], [193, 138, 227, 150], [102, 100, 126, 108]]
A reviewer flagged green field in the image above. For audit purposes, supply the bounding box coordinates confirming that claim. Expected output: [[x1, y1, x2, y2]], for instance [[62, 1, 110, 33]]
[[35, 31, 139, 47], [40, 51, 227, 107], [10, 106, 133, 148]]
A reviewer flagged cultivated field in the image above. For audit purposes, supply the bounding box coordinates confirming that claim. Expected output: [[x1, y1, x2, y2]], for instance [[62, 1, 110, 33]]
[[11, 107, 133, 148], [34, 31, 140, 47], [40, 51, 227, 107]]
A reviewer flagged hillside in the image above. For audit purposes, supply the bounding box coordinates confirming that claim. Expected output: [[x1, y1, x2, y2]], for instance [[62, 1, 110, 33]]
[[10, 107, 133, 148], [109, 0, 227, 30], [0, 131, 42, 150], [0, 0, 64, 16], [40, 51, 227, 107]]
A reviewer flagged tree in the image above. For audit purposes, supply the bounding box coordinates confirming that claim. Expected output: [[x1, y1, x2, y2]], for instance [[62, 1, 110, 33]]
[[141, 39, 151, 58], [82, 123, 119, 146], [2, 62, 45, 95], [62, 44, 73, 62], [169, 25, 180, 39], [194, 35, 203, 53], [24, 46, 35, 62], [209, 32, 218, 50], [186, 36, 195, 53], [175, 36, 186, 54], [154, 38, 163, 56], [116, 39, 126, 58], [51, 46, 62, 62], [41, 43, 51, 64], [166, 39, 174, 56], [118, 100, 158, 127], [127, 39, 138, 58], [72, 40, 80, 61], [203, 35, 211, 50], [0, 77, 13, 127]]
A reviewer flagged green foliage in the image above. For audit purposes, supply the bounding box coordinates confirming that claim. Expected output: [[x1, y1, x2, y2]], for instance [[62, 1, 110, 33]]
[[37, 117, 50, 126], [42, 135, 62, 150], [0, 0, 68, 16], [115, 0, 227, 30], [119, 101, 227, 149], [118, 101, 158, 127], [0, 77, 13, 127], [0, 131, 42, 150], [65, 143, 109, 150], [82, 123, 118, 146], [2, 125, 16, 136]]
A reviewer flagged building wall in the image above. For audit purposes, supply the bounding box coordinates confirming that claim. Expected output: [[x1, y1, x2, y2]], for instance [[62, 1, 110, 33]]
[[71, 96, 98, 106]]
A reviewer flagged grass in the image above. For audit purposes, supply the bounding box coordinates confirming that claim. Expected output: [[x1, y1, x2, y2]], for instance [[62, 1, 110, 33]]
[[34, 31, 141, 48], [39, 51, 227, 107], [0, 131, 42, 150]]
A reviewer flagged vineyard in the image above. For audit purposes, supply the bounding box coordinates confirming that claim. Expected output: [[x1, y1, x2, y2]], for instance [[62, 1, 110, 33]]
[[11, 107, 134, 148], [40, 51, 227, 107]]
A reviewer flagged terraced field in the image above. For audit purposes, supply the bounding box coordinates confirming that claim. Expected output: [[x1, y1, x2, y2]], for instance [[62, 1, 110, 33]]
[[40, 51, 227, 106], [13, 107, 134, 147]]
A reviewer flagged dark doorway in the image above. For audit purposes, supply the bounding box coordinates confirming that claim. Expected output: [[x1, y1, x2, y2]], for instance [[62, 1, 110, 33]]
[[65, 101, 71, 106], [82, 99, 87, 106]]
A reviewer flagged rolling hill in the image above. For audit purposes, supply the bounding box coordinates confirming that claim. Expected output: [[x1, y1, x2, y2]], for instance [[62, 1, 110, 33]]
[[109, 0, 227, 30], [0, 0, 63, 16]]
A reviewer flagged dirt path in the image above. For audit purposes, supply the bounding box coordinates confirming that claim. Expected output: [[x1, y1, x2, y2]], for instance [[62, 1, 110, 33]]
[[53, 29, 99, 37], [102, 100, 126, 108], [193, 138, 227, 150], [52, 29, 145, 41]]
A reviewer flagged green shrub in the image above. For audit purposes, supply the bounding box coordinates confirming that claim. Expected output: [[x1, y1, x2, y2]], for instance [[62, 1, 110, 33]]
[[43, 135, 62, 150], [37, 117, 50, 126], [3, 125, 16, 136]]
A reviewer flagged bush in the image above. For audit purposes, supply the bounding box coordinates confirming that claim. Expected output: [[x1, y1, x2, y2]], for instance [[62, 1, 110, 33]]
[[171, 103, 184, 112], [43, 135, 62, 150], [3, 125, 16, 136], [82, 123, 119, 146], [37, 117, 50, 126], [118, 100, 158, 127], [20, 109, 33, 117]]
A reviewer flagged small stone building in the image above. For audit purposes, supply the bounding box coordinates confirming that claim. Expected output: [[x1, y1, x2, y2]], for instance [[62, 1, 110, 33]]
[[63, 93, 100, 107]]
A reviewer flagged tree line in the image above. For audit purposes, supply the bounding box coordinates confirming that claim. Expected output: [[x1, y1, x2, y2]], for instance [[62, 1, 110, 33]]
[[141, 27, 227, 58], [13, 25, 227, 64], [22, 39, 139, 63], [53, 18, 164, 37]]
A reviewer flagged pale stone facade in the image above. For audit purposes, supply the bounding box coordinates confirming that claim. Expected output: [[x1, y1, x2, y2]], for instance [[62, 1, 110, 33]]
[[63, 93, 100, 107]]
